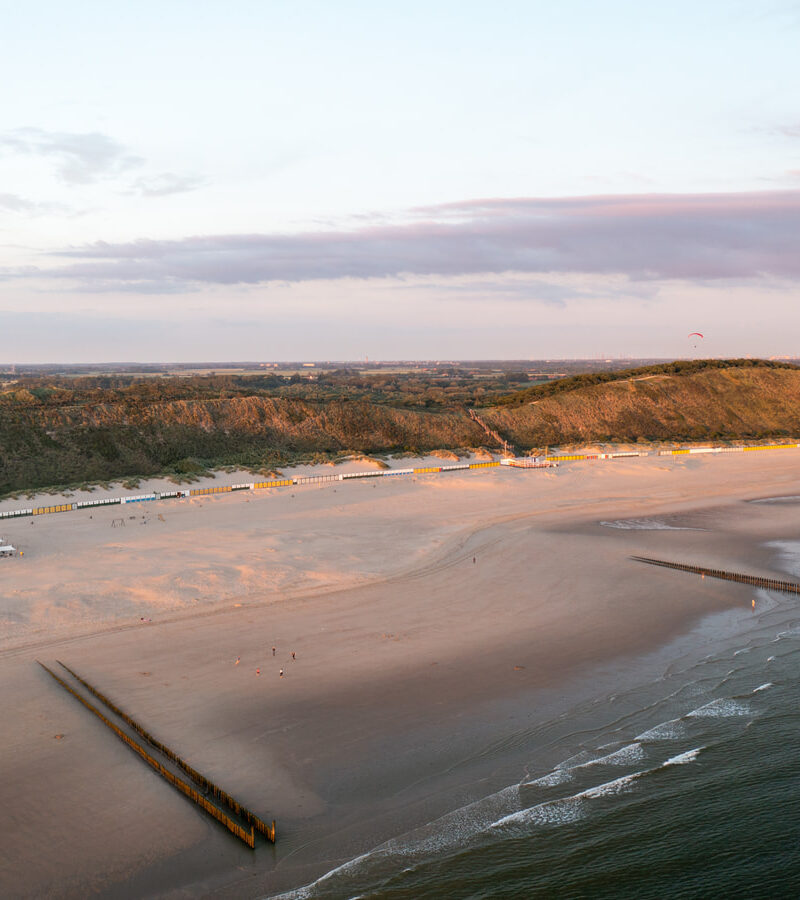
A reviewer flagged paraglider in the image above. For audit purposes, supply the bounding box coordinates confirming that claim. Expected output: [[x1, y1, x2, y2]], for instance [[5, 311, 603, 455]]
[[688, 332, 704, 350]]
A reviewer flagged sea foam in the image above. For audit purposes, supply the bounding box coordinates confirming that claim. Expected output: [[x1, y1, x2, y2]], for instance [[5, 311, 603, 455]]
[[492, 796, 587, 829], [525, 769, 574, 787], [635, 719, 685, 742], [686, 698, 750, 718], [270, 783, 523, 898], [580, 772, 641, 798], [492, 771, 644, 832], [574, 743, 645, 768], [659, 747, 703, 768]]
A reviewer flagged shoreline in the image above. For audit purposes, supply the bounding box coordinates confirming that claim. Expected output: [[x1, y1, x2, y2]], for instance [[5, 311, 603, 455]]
[[3, 452, 800, 897]]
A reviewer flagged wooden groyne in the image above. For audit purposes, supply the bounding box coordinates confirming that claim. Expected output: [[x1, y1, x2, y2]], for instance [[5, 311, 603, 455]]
[[56, 661, 275, 842], [631, 556, 800, 594], [38, 661, 275, 847]]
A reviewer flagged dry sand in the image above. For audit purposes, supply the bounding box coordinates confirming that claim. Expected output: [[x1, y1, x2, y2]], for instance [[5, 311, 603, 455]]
[[2, 451, 800, 898]]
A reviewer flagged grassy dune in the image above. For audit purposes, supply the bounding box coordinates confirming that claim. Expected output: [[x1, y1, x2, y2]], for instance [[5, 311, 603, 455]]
[[0, 393, 486, 496], [482, 363, 800, 449], [2, 360, 799, 496]]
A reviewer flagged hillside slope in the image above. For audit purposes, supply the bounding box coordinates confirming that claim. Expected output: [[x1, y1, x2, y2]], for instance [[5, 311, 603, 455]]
[[0, 396, 485, 495], [3, 361, 800, 496], [481, 365, 800, 449]]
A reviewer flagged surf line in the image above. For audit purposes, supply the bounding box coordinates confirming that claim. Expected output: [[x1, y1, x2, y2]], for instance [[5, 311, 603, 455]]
[[37, 660, 275, 847], [631, 556, 800, 596]]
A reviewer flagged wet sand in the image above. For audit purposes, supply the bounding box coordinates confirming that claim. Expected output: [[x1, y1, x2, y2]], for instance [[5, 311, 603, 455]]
[[2, 451, 800, 898]]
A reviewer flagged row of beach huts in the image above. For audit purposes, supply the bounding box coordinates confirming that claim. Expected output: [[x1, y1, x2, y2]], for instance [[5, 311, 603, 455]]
[[1, 442, 799, 522]]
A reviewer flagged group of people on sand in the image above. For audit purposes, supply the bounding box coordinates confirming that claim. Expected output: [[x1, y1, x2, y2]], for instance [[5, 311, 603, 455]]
[[234, 647, 297, 677]]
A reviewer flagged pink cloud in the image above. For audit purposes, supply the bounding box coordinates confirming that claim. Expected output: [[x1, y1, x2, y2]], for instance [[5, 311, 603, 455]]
[[24, 189, 800, 290]]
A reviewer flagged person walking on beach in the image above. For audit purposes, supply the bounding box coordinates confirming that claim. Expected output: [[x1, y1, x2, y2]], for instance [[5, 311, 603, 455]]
[[272, 646, 276, 656], [473, 556, 476, 564], [256, 668, 261, 676], [291, 651, 296, 660], [279, 669, 284, 678], [235, 656, 240, 665]]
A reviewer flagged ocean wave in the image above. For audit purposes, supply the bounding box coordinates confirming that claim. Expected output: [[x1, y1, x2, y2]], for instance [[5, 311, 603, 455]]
[[635, 719, 685, 742], [770, 628, 800, 643], [659, 747, 703, 768], [555, 751, 597, 770], [492, 772, 642, 831], [686, 698, 750, 718], [581, 772, 642, 798], [271, 850, 374, 899], [752, 682, 773, 693], [523, 743, 645, 790], [491, 796, 586, 829], [574, 743, 645, 768], [271, 734, 706, 898], [269, 783, 522, 899], [387, 783, 522, 857], [525, 769, 574, 787], [493, 744, 709, 836]]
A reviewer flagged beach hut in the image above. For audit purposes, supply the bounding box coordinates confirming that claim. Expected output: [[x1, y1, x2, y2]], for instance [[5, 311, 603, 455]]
[[0, 544, 16, 556]]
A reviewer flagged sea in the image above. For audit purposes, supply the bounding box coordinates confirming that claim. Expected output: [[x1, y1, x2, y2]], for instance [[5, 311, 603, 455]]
[[272, 530, 800, 900]]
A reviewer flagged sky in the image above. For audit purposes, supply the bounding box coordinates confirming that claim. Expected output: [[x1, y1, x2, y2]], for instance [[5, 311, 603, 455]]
[[1, 0, 800, 363]]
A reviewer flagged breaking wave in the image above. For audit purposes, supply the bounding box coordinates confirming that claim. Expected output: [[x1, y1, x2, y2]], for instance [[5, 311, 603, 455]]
[[492, 772, 643, 832], [660, 747, 704, 768], [635, 719, 685, 742], [525, 769, 574, 787], [574, 742, 645, 768], [686, 698, 750, 718]]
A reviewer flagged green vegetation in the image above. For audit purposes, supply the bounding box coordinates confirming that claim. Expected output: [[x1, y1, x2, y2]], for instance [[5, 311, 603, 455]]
[[0, 372, 496, 496], [0, 369, 538, 411], [481, 362, 800, 448], [2, 360, 800, 497], [486, 359, 800, 408]]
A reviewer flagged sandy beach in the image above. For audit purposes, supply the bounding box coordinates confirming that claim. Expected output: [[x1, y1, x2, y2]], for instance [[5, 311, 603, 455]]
[[3, 450, 800, 898]]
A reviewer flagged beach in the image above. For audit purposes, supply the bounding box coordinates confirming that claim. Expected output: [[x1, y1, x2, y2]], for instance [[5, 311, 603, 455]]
[[3, 451, 800, 898]]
